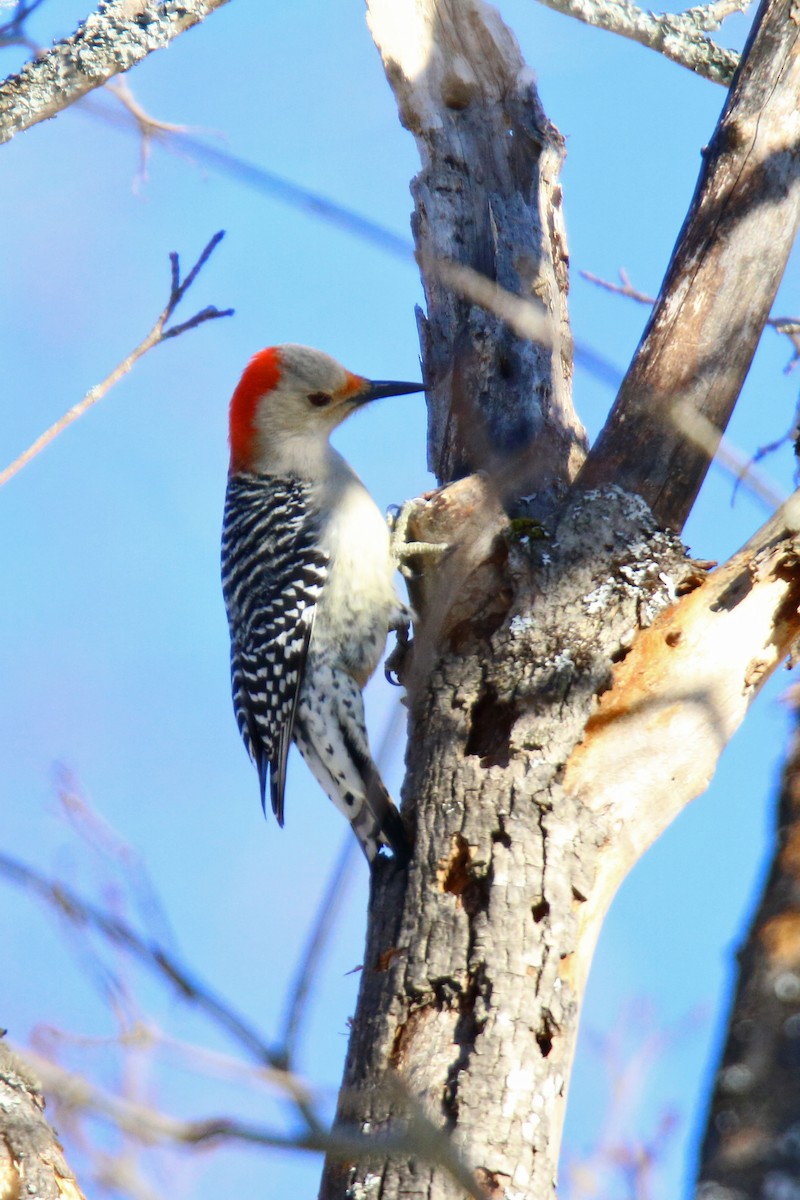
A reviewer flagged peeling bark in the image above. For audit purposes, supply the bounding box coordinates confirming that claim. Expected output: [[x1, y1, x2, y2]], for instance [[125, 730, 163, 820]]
[[0, 1040, 85, 1200], [565, 492, 800, 870], [317, 1, 800, 1197]]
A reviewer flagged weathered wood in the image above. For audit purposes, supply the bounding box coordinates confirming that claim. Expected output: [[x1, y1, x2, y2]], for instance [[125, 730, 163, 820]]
[[317, 1, 800, 1198], [366, 0, 587, 495], [580, 0, 800, 531], [0, 1040, 85, 1200], [565, 490, 800, 870], [695, 695, 800, 1197], [320, 486, 696, 1200]]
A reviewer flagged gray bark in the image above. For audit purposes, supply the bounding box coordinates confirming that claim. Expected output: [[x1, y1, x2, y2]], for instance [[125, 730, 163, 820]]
[[366, 0, 587, 497], [0, 0, 231, 146], [696, 701, 800, 1199], [533, 0, 742, 86], [0, 1040, 85, 1200], [321, 485, 695, 1200], [318, 1, 800, 1198]]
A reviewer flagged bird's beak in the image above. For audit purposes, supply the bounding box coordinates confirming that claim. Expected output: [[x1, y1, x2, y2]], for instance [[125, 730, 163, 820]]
[[353, 378, 426, 406]]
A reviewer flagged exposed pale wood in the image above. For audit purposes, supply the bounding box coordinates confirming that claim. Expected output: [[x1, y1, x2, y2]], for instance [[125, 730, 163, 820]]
[[580, 0, 800, 531], [0, 1042, 86, 1200], [367, 0, 587, 495], [565, 491, 800, 870]]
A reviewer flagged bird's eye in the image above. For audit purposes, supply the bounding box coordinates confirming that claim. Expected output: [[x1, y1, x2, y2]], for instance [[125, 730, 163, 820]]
[[308, 392, 332, 407]]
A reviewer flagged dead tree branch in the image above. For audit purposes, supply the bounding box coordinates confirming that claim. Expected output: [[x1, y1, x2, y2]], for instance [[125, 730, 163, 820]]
[[0, 852, 286, 1079], [22, 1049, 488, 1200], [532, 0, 744, 85], [367, 0, 587, 494], [0, 0, 231, 145], [0, 231, 232, 487], [580, 0, 800, 530], [565, 487, 800, 873]]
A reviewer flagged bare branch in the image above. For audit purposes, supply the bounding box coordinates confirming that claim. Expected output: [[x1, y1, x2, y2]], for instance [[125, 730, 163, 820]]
[[276, 835, 357, 1069], [672, 399, 786, 510], [276, 701, 405, 1067], [104, 78, 191, 185], [368, 0, 587, 494], [565, 487, 800, 871], [580, 0, 800, 530], [0, 0, 45, 50], [0, 231, 232, 487], [582, 268, 800, 369], [75, 94, 622, 389], [0, 852, 284, 1074], [0, 0, 231, 145], [533, 0, 744, 85], [23, 1050, 488, 1199], [580, 268, 657, 306], [773, 317, 800, 372]]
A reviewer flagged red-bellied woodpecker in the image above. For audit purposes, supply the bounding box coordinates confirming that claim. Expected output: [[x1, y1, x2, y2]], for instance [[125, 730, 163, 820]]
[[221, 344, 424, 864]]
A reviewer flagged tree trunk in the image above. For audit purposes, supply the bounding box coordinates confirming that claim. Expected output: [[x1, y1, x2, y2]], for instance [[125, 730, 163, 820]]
[[0, 1040, 85, 1200], [696, 695, 800, 1197], [317, 0, 800, 1196]]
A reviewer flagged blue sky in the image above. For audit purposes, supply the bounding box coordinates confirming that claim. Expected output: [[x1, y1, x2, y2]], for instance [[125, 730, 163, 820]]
[[2, 1, 798, 1196]]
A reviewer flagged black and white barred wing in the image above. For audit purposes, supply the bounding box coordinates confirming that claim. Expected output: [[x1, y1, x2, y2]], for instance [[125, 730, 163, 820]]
[[221, 474, 327, 825]]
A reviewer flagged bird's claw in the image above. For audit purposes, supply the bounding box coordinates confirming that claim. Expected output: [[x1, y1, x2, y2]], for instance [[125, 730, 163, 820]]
[[384, 617, 411, 686], [388, 500, 450, 579]]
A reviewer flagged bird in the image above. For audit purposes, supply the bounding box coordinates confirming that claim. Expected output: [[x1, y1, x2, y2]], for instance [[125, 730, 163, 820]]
[[221, 343, 424, 864]]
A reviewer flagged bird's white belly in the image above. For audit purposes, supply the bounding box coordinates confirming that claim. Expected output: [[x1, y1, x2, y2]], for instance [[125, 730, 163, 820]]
[[315, 478, 399, 683]]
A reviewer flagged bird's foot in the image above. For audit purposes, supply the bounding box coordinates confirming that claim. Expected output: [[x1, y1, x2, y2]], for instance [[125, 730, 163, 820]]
[[387, 500, 450, 580]]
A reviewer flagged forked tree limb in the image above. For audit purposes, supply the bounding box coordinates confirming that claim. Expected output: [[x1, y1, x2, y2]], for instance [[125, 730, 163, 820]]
[[580, 0, 800, 531]]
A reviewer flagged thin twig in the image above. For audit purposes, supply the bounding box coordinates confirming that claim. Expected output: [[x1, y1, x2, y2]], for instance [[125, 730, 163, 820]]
[[276, 834, 358, 1068], [24, 1050, 488, 1197], [0, 231, 232, 488], [585, 267, 800, 495], [0, 848, 327, 1134], [105, 78, 193, 186], [0, 852, 280, 1071], [55, 768, 179, 954], [0, 0, 233, 144], [581, 268, 656, 306], [0, 0, 45, 47], [75, 94, 620, 387]]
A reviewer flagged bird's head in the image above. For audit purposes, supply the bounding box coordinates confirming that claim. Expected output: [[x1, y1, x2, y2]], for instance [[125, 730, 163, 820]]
[[228, 344, 424, 475]]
